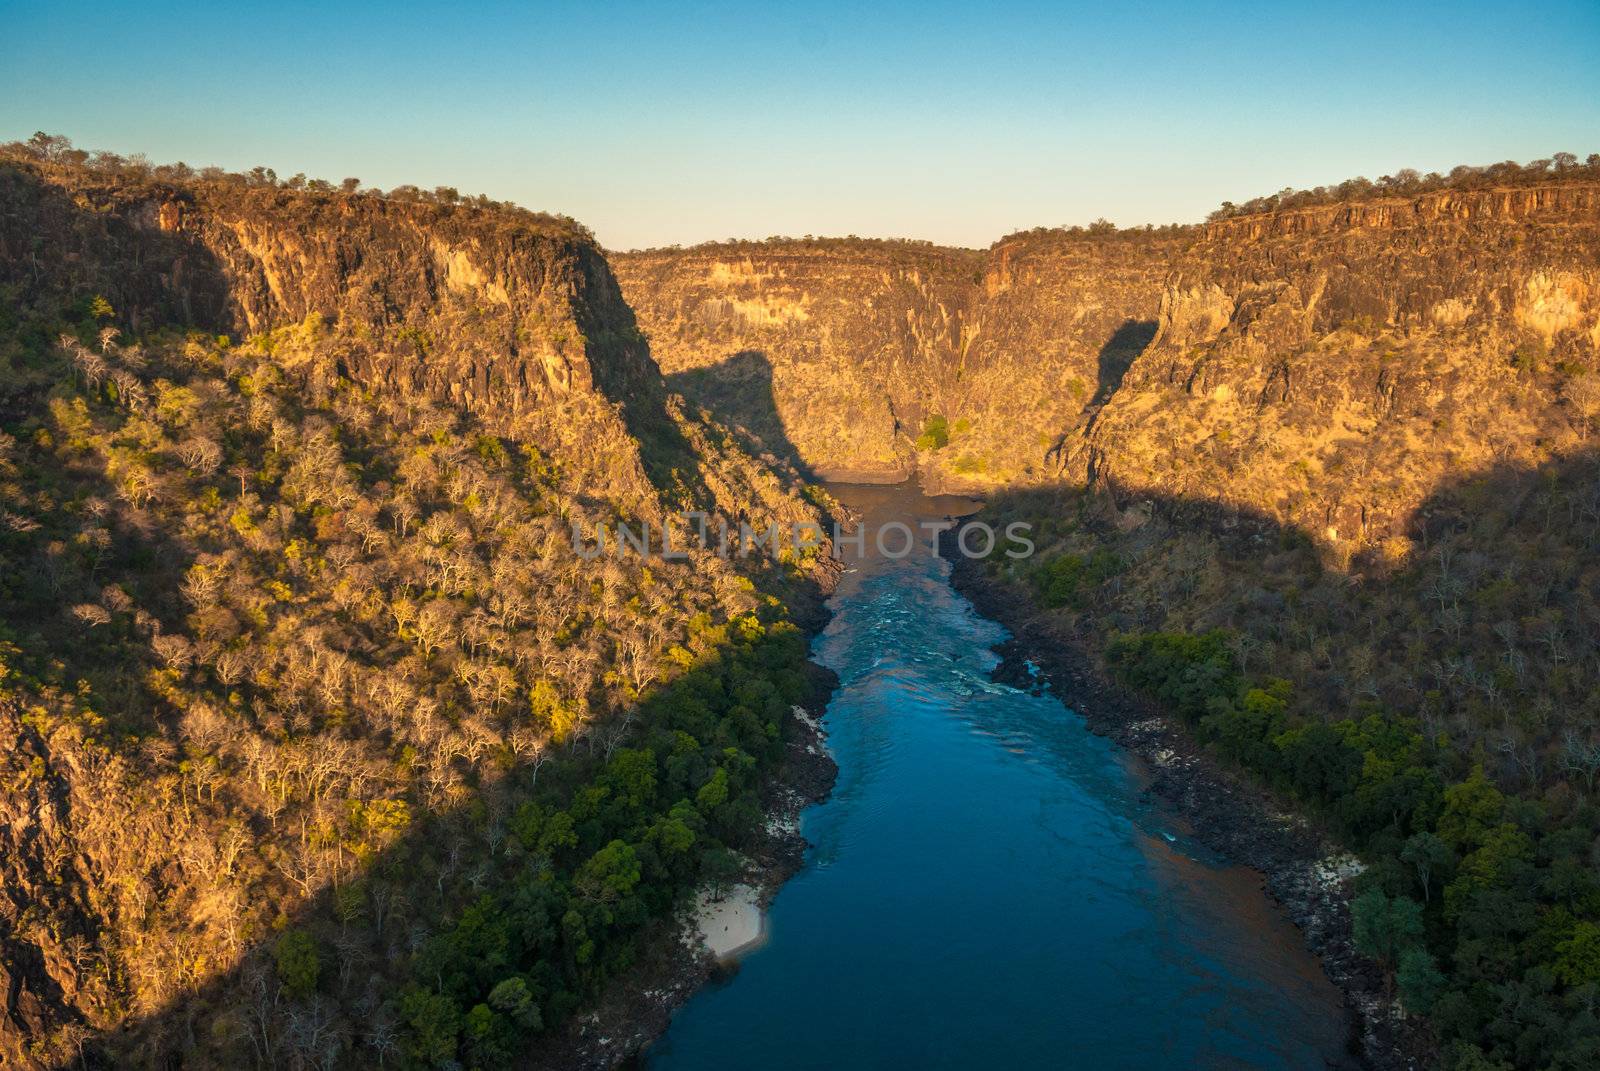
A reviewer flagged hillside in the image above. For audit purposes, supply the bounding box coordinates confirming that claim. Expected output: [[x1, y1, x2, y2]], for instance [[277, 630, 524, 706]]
[[611, 239, 983, 483], [0, 142, 836, 1068], [976, 172, 1600, 1070], [612, 231, 1197, 490], [1083, 180, 1600, 559]]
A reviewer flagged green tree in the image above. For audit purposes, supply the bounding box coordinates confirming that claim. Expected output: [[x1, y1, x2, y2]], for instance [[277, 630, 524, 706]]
[[1400, 831, 1454, 903], [576, 840, 642, 904], [1352, 889, 1423, 972], [1556, 920, 1600, 986], [487, 976, 543, 1030], [399, 986, 462, 1065], [696, 766, 730, 812], [914, 414, 949, 451], [701, 845, 742, 900], [1396, 947, 1446, 1014], [272, 929, 320, 997]]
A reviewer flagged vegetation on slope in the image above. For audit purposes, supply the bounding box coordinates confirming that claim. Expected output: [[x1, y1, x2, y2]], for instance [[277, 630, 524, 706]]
[[13, 131, 592, 238], [1207, 152, 1600, 220], [0, 208, 833, 1066], [6, 131, 1599, 1070]]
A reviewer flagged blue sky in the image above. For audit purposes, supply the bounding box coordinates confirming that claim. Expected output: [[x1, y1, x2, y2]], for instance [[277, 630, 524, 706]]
[[3, 1, 1597, 249]]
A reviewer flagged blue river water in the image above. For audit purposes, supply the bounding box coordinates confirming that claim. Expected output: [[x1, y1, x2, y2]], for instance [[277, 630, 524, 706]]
[[647, 483, 1354, 1070]]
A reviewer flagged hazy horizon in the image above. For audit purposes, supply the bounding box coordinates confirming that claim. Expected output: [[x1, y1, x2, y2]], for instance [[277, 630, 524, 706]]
[[4, 0, 1598, 250]]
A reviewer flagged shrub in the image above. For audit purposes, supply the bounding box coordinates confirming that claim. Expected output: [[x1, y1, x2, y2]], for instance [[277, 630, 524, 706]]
[[1032, 550, 1120, 609], [914, 414, 949, 451]]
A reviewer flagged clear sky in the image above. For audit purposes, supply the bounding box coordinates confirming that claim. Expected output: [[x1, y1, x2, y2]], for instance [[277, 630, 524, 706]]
[[3, 1, 1597, 250]]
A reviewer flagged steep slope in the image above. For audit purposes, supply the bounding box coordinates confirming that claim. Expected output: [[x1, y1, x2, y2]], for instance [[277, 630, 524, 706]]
[[7, 135, 1600, 1071], [615, 167, 1600, 1071], [958, 228, 1187, 482], [618, 180, 1599, 545], [0, 147, 834, 1068], [0, 156, 696, 508], [961, 180, 1600, 1069]]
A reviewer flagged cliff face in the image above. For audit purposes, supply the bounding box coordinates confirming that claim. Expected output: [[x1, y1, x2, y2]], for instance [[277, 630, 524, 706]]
[[613, 233, 1188, 490], [612, 241, 982, 482], [0, 157, 834, 1067], [1, 162, 662, 432], [1084, 182, 1600, 557], [616, 184, 1600, 552], [957, 232, 1184, 482], [1, 157, 727, 522]]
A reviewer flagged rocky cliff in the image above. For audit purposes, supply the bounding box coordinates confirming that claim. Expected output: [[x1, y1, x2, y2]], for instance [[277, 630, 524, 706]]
[[612, 240, 982, 482], [616, 182, 1600, 556], [1, 159, 667, 447], [611, 231, 1185, 491], [4, 138, 1600, 1069], [1083, 181, 1600, 560]]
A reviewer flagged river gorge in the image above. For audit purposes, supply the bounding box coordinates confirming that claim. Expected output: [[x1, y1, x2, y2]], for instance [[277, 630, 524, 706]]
[[647, 483, 1358, 1070]]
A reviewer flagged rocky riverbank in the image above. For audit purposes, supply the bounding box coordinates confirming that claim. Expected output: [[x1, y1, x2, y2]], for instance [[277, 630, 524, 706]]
[[941, 527, 1431, 1071]]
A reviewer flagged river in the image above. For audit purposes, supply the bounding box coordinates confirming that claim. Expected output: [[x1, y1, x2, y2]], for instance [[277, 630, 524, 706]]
[[647, 482, 1356, 1070]]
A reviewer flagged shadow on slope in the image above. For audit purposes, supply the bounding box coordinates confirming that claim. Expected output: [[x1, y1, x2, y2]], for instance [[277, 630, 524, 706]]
[[1045, 318, 1158, 470], [83, 577, 831, 1071], [979, 445, 1600, 791], [1090, 319, 1158, 412], [0, 160, 236, 422], [666, 350, 818, 481], [0, 164, 832, 1069], [50, 364, 1600, 1070], [570, 254, 723, 508], [0, 164, 249, 1064]]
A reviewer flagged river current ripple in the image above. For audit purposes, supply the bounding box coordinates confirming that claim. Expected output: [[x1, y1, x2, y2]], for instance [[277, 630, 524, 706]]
[[647, 483, 1355, 1070]]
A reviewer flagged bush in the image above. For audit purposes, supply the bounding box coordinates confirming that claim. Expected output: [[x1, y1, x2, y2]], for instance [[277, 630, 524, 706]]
[[1032, 550, 1120, 609], [914, 414, 949, 451]]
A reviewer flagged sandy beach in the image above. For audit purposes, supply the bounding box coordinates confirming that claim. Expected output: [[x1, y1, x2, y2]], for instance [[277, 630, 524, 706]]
[[692, 884, 768, 960]]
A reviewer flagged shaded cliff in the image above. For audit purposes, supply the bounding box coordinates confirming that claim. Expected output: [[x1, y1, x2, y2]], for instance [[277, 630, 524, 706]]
[[611, 240, 984, 483], [611, 230, 1186, 491], [0, 157, 672, 473]]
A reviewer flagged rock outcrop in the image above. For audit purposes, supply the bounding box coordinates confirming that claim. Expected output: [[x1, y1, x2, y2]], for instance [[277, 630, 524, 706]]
[[611, 231, 1185, 490], [612, 240, 982, 482], [0, 152, 831, 1068]]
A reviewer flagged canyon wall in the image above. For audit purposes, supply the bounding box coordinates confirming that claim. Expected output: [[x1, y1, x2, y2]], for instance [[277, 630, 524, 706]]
[[1, 161, 667, 445], [1085, 183, 1600, 558], [0, 154, 829, 1066], [611, 232, 1186, 489], [617, 183, 1600, 555], [612, 240, 981, 481]]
